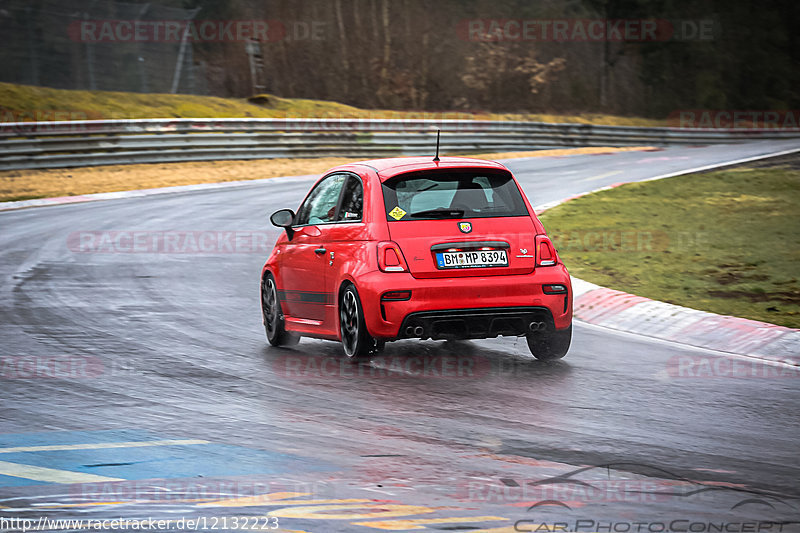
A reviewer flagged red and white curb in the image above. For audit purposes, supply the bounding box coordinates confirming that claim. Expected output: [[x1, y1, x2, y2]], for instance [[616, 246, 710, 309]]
[[571, 278, 798, 365]]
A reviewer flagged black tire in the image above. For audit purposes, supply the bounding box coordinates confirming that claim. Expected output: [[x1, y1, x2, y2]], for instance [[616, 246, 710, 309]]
[[261, 274, 300, 347], [527, 324, 571, 360], [339, 284, 375, 362]]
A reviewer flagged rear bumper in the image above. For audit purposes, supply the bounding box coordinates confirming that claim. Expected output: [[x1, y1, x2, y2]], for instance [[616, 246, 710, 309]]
[[399, 306, 554, 340], [355, 264, 573, 339]]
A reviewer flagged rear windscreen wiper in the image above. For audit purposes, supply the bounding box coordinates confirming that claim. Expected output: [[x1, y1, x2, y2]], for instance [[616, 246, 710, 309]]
[[408, 208, 466, 218]]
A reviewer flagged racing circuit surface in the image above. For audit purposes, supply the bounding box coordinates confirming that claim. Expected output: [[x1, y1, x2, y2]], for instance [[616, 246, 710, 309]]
[[1, 141, 799, 532]]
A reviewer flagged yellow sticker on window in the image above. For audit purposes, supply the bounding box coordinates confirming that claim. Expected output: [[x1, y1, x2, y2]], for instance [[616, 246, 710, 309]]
[[389, 206, 407, 220]]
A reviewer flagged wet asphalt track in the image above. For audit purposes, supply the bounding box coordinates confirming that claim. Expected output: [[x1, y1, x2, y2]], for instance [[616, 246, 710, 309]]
[[1, 140, 799, 532]]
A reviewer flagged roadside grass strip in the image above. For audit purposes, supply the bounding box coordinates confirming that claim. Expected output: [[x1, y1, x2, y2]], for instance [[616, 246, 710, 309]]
[[540, 166, 800, 329], [0, 147, 653, 205]]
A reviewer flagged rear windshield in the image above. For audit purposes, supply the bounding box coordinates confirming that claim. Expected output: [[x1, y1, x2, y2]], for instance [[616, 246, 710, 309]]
[[382, 170, 529, 221]]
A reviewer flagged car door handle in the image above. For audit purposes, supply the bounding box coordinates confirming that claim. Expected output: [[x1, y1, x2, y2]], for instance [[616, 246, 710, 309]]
[[314, 247, 326, 254]]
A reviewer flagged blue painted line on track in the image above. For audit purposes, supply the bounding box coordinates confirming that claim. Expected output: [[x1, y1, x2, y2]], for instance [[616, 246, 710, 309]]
[[0, 430, 331, 487], [0, 429, 166, 448], [0, 474, 48, 487]]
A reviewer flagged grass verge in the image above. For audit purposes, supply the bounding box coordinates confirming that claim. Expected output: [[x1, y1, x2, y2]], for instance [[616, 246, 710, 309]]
[[539, 166, 800, 328], [0, 82, 663, 126]]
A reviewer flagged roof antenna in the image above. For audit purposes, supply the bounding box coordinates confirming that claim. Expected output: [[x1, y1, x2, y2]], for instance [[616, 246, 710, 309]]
[[433, 129, 441, 162]]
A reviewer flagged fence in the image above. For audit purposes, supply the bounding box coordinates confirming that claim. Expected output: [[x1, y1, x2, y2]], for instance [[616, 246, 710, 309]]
[[0, 0, 206, 95], [1, 118, 798, 170]]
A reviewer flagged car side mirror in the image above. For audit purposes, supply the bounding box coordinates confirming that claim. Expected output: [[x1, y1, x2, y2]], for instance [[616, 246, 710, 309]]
[[270, 208, 295, 239]]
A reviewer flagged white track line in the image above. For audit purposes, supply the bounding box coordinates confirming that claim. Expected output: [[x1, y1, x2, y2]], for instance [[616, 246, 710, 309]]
[[0, 460, 124, 484], [0, 439, 209, 454]]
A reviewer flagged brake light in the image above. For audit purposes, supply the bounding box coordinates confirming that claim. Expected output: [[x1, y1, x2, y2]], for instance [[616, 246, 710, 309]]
[[536, 235, 558, 266], [377, 241, 409, 272], [543, 284, 567, 294], [385, 248, 401, 266], [381, 290, 411, 301]]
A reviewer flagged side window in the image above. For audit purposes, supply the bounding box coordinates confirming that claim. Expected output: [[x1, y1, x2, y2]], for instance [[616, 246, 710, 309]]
[[295, 174, 347, 225], [337, 176, 363, 222]]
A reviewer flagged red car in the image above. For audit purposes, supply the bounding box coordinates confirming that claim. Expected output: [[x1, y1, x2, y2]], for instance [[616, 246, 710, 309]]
[[261, 156, 572, 361]]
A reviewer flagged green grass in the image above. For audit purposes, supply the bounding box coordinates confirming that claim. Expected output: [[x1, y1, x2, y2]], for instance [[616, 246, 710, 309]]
[[539, 167, 800, 328], [0, 194, 50, 202], [0, 82, 367, 120], [0, 82, 663, 125]]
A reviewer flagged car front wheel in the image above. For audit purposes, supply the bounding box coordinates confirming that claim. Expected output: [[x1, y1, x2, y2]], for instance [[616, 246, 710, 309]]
[[527, 324, 571, 360]]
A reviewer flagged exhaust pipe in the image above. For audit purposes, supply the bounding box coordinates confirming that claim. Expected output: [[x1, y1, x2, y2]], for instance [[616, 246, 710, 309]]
[[529, 321, 546, 332], [405, 326, 424, 337]]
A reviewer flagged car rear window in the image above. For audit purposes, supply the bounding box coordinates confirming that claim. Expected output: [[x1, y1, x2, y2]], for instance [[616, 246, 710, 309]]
[[381, 170, 529, 221]]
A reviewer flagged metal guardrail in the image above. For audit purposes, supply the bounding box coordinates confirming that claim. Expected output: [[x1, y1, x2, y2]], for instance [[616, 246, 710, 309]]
[[1, 118, 798, 170]]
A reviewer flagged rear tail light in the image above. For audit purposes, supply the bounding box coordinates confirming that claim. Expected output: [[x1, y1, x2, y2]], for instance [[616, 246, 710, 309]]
[[536, 235, 558, 266], [543, 284, 569, 313], [543, 284, 567, 294], [381, 290, 411, 301], [377, 241, 409, 272]]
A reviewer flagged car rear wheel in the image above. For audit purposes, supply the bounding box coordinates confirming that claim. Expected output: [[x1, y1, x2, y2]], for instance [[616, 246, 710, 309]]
[[339, 284, 376, 361], [526, 324, 571, 360], [262, 274, 300, 347]]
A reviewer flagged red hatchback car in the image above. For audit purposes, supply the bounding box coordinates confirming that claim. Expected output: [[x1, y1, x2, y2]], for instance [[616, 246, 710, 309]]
[[261, 156, 572, 361]]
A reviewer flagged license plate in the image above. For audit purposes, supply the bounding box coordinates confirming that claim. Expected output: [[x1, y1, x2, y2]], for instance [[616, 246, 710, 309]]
[[435, 250, 508, 269]]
